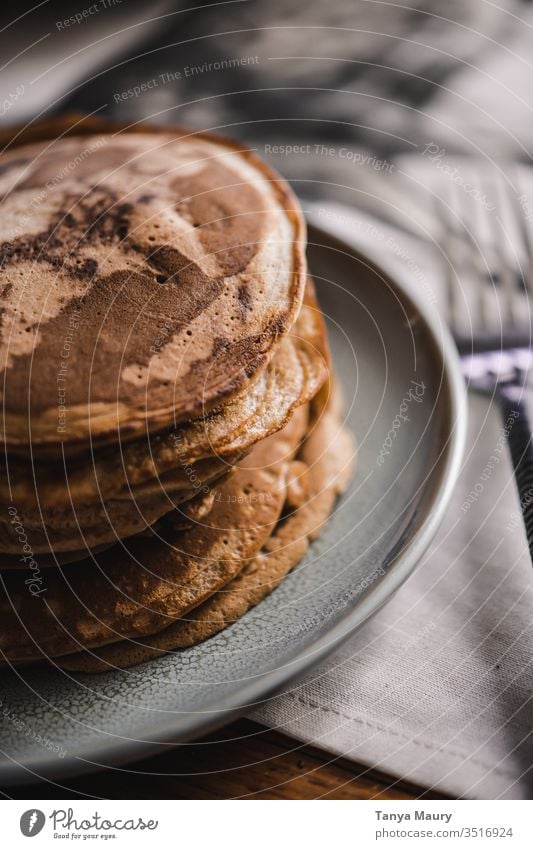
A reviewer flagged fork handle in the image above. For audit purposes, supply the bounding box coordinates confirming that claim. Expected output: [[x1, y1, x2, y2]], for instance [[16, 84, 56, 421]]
[[499, 386, 533, 560]]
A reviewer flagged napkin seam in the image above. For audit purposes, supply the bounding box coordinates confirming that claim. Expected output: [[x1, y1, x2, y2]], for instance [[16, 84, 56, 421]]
[[287, 692, 517, 780]]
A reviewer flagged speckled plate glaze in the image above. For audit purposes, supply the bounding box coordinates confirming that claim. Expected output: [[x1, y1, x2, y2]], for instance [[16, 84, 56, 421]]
[[0, 218, 466, 785]]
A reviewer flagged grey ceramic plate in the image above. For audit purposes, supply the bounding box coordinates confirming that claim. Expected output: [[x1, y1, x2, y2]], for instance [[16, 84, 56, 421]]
[[0, 218, 466, 786]]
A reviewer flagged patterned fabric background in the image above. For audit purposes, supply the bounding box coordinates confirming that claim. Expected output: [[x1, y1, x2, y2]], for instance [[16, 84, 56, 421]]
[[2, 0, 532, 203]]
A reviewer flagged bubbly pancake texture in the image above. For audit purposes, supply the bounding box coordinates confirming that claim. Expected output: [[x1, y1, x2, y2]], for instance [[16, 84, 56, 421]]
[[0, 281, 328, 554], [0, 407, 308, 663], [0, 280, 328, 517], [59, 386, 355, 672], [0, 128, 306, 447], [0, 117, 355, 676], [0, 459, 231, 555]]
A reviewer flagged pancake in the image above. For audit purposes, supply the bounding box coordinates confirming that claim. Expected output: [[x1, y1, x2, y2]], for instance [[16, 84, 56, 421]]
[[0, 279, 328, 518], [0, 460, 230, 555], [0, 117, 306, 450], [0, 439, 234, 519], [58, 385, 355, 671], [0, 489, 219, 569], [0, 406, 308, 664], [0, 283, 327, 554], [0, 116, 355, 677]]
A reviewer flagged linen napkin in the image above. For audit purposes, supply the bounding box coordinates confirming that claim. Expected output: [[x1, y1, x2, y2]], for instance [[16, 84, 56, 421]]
[[252, 201, 533, 801]]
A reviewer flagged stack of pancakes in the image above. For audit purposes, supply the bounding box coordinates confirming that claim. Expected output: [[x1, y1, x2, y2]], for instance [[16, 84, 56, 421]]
[[0, 117, 353, 672]]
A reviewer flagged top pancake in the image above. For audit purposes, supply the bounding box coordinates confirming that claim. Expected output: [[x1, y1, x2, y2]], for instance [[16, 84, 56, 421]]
[[0, 277, 328, 518], [0, 123, 306, 449]]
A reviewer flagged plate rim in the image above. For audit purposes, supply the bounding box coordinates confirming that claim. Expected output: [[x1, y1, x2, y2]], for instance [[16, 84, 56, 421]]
[[0, 217, 467, 785]]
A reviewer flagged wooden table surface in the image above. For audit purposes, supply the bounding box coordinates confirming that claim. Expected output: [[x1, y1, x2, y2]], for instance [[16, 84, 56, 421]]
[[3, 719, 446, 800]]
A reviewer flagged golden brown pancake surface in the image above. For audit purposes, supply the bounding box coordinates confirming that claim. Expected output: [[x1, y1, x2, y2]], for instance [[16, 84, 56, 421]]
[[58, 386, 355, 671], [0, 281, 327, 515], [0, 406, 308, 663], [0, 126, 306, 448], [0, 117, 354, 676], [0, 281, 327, 554]]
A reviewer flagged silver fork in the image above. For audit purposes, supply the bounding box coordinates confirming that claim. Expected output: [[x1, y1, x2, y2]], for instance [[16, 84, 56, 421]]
[[440, 171, 533, 556]]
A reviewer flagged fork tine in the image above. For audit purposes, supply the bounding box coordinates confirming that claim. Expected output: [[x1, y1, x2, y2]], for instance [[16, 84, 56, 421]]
[[437, 165, 532, 346], [509, 170, 533, 305], [437, 187, 458, 334], [447, 176, 498, 344], [439, 180, 471, 341], [462, 172, 491, 333], [465, 170, 505, 338], [493, 173, 524, 330]]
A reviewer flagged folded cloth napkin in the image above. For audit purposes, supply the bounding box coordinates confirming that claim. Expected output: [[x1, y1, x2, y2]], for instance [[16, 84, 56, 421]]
[[252, 201, 533, 801]]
